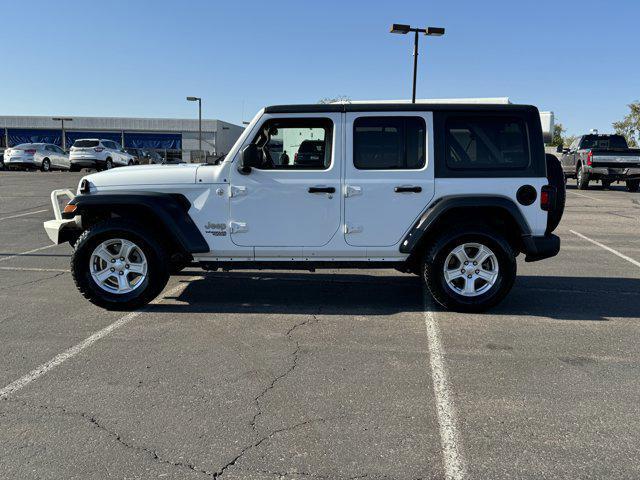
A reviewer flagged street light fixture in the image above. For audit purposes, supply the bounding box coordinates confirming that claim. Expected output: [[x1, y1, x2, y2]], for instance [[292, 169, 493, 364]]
[[389, 23, 445, 103], [186, 96, 202, 153], [52, 117, 73, 150]]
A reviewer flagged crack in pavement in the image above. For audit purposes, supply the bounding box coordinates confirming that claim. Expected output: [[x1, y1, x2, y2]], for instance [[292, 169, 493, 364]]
[[250, 312, 321, 433], [4, 271, 67, 290]]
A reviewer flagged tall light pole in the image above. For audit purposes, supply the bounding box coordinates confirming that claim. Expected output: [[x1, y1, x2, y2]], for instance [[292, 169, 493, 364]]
[[52, 117, 73, 150], [186, 96, 202, 153], [390, 24, 445, 103]]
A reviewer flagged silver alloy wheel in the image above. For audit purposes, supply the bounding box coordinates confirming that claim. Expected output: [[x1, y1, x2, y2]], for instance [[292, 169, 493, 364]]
[[90, 238, 148, 294], [443, 243, 499, 297]]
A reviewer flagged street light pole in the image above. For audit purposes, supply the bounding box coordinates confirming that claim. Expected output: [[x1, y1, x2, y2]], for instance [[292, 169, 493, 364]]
[[52, 117, 73, 150], [186, 96, 202, 153], [390, 24, 445, 103]]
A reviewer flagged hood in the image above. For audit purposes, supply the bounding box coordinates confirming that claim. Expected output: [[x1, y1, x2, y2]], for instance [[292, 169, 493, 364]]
[[81, 163, 201, 190]]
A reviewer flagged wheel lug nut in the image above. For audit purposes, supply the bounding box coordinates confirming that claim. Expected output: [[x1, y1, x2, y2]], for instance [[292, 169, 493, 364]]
[[475, 269, 480, 274], [118, 271, 124, 275], [125, 264, 129, 269], [464, 261, 469, 265], [110, 267, 115, 272], [111, 259, 115, 263], [120, 257, 124, 261], [467, 274, 472, 279], [473, 261, 477, 266], [461, 269, 465, 274]]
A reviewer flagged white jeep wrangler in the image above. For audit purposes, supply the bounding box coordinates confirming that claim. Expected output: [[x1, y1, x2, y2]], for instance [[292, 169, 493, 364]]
[[44, 102, 565, 312]]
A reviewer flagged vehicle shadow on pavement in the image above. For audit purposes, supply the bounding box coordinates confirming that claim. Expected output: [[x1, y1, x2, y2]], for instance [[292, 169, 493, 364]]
[[497, 275, 640, 321], [151, 271, 425, 316]]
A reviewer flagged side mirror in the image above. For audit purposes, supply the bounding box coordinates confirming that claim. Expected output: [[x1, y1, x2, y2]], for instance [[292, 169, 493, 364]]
[[238, 144, 259, 174], [556, 145, 563, 153]]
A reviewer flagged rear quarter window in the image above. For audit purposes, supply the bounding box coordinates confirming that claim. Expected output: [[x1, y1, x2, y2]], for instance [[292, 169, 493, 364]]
[[445, 117, 529, 170]]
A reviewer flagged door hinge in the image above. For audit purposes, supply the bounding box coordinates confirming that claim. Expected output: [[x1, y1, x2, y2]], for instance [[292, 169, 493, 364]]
[[229, 221, 248, 234], [345, 185, 362, 197], [230, 186, 247, 198], [344, 224, 363, 234]]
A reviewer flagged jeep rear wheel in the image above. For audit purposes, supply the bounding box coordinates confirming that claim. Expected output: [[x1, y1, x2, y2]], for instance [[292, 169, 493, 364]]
[[71, 219, 170, 310], [627, 180, 639, 192], [423, 227, 517, 312]]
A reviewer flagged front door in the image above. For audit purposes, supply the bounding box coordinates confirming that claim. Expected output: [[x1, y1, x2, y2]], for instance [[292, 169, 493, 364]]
[[229, 114, 342, 249], [344, 112, 435, 247]]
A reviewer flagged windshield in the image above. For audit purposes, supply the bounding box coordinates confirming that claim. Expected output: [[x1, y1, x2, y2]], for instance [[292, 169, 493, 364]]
[[580, 135, 628, 149]]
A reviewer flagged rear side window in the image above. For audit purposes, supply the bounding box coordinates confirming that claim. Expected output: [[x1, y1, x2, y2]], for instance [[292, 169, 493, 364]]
[[445, 117, 529, 170], [74, 140, 99, 148], [354, 117, 426, 170]]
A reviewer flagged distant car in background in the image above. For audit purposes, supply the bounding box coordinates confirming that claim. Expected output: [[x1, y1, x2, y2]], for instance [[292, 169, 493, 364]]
[[294, 140, 326, 167], [145, 150, 166, 164], [69, 139, 135, 171], [4, 143, 69, 171], [123, 148, 144, 164]]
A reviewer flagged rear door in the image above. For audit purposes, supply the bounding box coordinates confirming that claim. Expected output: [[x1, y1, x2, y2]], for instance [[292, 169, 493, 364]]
[[344, 112, 435, 247]]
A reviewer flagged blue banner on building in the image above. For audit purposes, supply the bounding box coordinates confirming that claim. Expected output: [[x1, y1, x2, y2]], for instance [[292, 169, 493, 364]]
[[65, 131, 122, 146], [8, 129, 62, 146], [123, 132, 182, 150]]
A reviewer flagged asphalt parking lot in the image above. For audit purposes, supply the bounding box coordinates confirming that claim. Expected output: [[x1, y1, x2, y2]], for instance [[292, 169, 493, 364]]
[[1, 171, 639, 480]]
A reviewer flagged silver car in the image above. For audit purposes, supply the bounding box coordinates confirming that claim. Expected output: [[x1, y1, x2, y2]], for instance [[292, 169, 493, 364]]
[[3, 143, 70, 171]]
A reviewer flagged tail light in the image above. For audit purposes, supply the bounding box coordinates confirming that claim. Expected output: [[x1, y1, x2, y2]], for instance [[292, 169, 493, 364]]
[[540, 185, 556, 211], [24, 149, 36, 154], [586, 150, 593, 166], [94, 147, 104, 152]]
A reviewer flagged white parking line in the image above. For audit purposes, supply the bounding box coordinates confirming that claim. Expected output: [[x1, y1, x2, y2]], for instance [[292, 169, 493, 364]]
[[570, 230, 640, 268], [0, 244, 59, 263], [0, 277, 197, 399], [0, 266, 69, 273], [568, 191, 601, 201], [423, 295, 466, 480], [0, 209, 48, 221]]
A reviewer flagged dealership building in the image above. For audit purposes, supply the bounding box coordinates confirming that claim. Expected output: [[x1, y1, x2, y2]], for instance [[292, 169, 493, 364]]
[[0, 115, 244, 162]]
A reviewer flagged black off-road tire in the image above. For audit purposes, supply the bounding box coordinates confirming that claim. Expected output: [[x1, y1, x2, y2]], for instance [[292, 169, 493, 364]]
[[626, 180, 639, 192], [422, 227, 517, 313], [577, 165, 590, 190], [601, 180, 612, 189], [71, 219, 170, 310]]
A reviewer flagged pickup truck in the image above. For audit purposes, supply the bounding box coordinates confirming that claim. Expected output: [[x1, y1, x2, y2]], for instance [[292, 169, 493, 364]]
[[559, 134, 640, 191]]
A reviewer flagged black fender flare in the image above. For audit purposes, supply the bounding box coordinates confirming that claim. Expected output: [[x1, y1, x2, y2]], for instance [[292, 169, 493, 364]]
[[64, 191, 209, 254], [399, 195, 532, 254]]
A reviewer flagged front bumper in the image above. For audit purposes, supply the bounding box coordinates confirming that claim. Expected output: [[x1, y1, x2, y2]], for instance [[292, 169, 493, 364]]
[[522, 234, 560, 262], [587, 166, 640, 180], [43, 189, 80, 244]]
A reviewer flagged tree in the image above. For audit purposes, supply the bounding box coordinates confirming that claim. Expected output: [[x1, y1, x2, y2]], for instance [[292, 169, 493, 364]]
[[549, 123, 566, 147], [613, 101, 640, 147], [318, 95, 351, 104]]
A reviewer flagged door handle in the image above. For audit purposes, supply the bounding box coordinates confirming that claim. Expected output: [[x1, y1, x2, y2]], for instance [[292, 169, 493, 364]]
[[308, 186, 336, 194], [394, 186, 422, 193]]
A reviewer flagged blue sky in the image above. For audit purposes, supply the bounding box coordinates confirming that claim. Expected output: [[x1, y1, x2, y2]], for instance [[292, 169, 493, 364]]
[[1, 0, 638, 136]]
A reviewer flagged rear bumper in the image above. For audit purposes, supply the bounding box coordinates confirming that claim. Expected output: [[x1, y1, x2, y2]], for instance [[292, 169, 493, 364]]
[[5, 160, 37, 169], [70, 158, 105, 168], [587, 166, 640, 180], [522, 234, 560, 262]]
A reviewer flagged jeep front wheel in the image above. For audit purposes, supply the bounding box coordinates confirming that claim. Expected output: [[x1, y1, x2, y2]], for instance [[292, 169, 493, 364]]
[[423, 228, 517, 312], [71, 219, 170, 310]]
